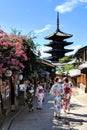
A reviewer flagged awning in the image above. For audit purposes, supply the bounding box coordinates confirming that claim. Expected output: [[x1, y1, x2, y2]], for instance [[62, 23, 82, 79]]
[[68, 69, 81, 77], [79, 62, 87, 70]]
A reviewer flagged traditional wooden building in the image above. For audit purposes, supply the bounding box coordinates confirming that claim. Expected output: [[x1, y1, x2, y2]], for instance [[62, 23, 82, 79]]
[[44, 12, 73, 62], [74, 46, 87, 93], [39, 59, 56, 80]]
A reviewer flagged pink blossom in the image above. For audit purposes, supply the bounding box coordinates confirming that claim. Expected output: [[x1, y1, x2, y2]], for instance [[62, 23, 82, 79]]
[[10, 51, 14, 55], [0, 29, 28, 72], [15, 50, 24, 57], [11, 58, 19, 65], [0, 38, 4, 43], [3, 41, 13, 47], [19, 63, 25, 69], [22, 54, 28, 61], [6, 56, 11, 60], [9, 34, 22, 43]]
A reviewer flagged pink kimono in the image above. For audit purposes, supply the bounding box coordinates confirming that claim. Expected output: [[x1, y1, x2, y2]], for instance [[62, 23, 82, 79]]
[[62, 83, 72, 112]]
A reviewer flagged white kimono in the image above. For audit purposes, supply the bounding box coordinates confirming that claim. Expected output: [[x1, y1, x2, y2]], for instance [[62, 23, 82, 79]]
[[50, 83, 64, 116], [35, 85, 44, 109]]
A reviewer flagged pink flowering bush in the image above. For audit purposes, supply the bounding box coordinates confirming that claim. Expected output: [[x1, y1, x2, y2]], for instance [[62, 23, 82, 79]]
[[0, 29, 28, 72]]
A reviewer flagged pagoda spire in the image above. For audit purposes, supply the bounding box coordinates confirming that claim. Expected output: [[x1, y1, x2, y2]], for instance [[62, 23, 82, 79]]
[[57, 12, 59, 31]]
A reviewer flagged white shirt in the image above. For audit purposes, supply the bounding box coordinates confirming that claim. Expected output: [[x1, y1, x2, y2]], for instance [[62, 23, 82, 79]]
[[19, 84, 26, 92]]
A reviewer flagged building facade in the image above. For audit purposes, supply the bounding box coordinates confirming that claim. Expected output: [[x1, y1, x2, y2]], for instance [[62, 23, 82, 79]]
[[74, 46, 87, 93]]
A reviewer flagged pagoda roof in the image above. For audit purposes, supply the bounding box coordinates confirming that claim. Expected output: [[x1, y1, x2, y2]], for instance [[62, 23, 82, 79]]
[[45, 29, 73, 40], [44, 41, 73, 47], [44, 48, 73, 54], [44, 56, 63, 62]]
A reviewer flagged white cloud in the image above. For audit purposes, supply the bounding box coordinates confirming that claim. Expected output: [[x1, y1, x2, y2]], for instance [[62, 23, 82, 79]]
[[55, 0, 77, 13], [73, 44, 82, 54], [34, 24, 52, 34], [37, 46, 51, 58], [66, 44, 82, 56], [55, 0, 87, 13], [79, 0, 87, 2]]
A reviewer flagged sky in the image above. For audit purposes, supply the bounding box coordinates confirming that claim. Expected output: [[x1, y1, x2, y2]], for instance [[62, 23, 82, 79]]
[[0, 0, 87, 59]]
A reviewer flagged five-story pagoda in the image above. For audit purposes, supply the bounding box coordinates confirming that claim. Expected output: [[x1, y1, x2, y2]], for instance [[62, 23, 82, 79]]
[[44, 12, 73, 62]]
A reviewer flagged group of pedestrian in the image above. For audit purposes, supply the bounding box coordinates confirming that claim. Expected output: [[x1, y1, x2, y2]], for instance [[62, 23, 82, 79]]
[[49, 77, 72, 119], [15, 78, 45, 112], [15, 76, 72, 119], [15, 78, 35, 111], [25, 80, 45, 111]]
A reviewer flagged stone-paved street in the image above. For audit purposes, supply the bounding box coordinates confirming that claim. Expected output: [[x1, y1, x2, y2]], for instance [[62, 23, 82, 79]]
[[1, 88, 87, 130]]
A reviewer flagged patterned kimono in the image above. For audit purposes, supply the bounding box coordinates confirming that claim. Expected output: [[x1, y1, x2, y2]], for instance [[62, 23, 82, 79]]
[[50, 83, 64, 116], [62, 83, 72, 112], [26, 84, 34, 111], [35, 85, 44, 109]]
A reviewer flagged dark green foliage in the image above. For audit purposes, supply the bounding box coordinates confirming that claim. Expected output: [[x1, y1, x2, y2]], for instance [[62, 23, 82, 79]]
[[59, 55, 74, 63], [21, 36, 40, 78]]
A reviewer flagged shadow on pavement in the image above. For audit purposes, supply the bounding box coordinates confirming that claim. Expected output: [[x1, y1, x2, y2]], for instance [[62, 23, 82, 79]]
[[71, 103, 83, 109], [69, 112, 87, 118], [52, 115, 85, 130]]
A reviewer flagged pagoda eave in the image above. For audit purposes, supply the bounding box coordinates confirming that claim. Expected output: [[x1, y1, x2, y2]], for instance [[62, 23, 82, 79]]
[[44, 42, 73, 47], [45, 29, 73, 40], [45, 56, 65, 61], [65, 49, 74, 53], [44, 49, 73, 53]]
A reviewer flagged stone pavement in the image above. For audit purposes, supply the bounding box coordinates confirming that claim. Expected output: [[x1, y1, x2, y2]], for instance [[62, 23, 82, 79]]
[[70, 87, 87, 130], [1, 87, 87, 130], [0, 114, 5, 128]]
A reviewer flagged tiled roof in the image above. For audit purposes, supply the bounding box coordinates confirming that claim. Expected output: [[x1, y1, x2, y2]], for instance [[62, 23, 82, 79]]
[[45, 29, 73, 40]]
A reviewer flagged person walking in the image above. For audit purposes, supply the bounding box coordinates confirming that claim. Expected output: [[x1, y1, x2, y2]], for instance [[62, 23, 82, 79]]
[[26, 79, 34, 112], [35, 81, 44, 110], [49, 77, 64, 119], [62, 77, 72, 113], [18, 80, 26, 106]]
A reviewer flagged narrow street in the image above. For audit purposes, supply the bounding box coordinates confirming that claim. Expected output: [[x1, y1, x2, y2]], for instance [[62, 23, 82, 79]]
[[1, 88, 87, 130]]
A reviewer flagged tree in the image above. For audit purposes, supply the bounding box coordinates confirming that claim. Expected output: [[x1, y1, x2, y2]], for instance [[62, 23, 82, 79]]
[[11, 29, 42, 77], [57, 56, 75, 74], [0, 29, 28, 73], [59, 55, 73, 63], [21, 35, 38, 78], [0, 29, 29, 110]]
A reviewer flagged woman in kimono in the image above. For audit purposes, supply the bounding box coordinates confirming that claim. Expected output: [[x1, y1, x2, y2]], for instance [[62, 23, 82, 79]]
[[26, 79, 34, 112], [35, 81, 44, 110], [62, 77, 72, 113], [50, 78, 64, 119]]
